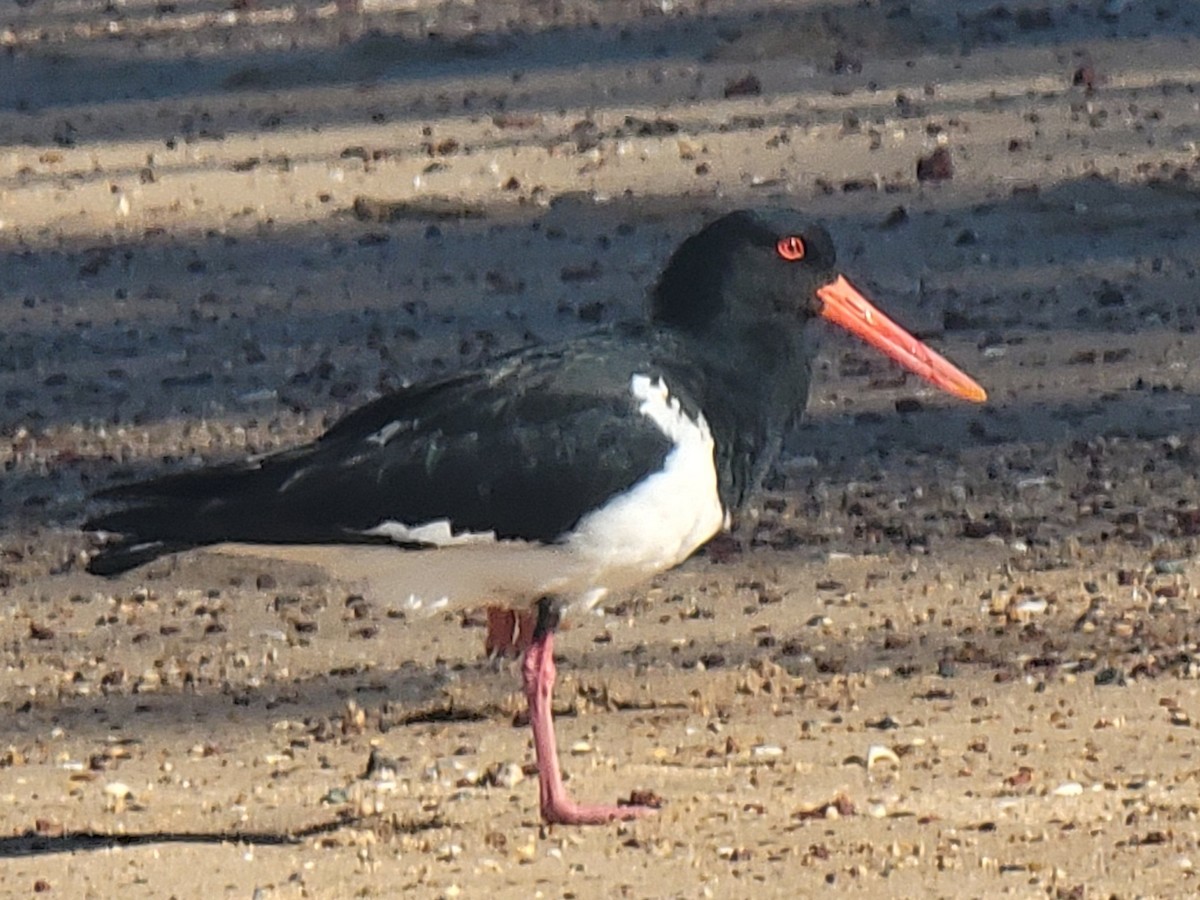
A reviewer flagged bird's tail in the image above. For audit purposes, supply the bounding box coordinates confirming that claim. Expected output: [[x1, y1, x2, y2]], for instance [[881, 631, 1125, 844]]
[[83, 463, 259, 576], [85, 536, 196, 576]]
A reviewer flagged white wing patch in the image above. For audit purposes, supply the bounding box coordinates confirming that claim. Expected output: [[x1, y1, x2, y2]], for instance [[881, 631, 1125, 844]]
[[360, 519, 496, 546], [566, 374, 724, 575]]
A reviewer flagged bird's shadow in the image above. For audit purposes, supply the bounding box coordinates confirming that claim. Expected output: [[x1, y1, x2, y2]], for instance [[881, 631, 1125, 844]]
[[0, 813, 445, 859]]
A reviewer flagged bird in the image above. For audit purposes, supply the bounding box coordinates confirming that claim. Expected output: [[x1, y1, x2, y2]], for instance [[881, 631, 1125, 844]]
[[84, 208, 987, 826]]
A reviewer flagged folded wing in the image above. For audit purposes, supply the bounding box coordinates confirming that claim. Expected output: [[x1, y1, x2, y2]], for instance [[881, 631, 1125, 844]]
[[86, 339, 678, 575]]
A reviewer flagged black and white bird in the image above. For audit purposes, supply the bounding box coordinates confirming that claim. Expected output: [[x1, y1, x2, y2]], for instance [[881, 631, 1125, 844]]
[[85, 209, 986, 825]]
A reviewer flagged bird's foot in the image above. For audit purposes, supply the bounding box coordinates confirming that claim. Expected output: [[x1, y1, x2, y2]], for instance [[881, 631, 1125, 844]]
[[539, 789, 661, 826]]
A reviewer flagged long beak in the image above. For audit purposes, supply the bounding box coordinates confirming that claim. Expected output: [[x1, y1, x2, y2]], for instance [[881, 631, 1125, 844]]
[[816, 275, 987, 403]]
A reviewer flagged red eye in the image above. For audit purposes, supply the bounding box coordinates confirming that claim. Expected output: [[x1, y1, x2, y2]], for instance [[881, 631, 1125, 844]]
[[775, 235, 806, 261]]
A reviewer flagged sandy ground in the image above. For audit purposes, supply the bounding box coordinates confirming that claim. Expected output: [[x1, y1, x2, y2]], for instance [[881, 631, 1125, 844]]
[[3, 0, 1200, 896]]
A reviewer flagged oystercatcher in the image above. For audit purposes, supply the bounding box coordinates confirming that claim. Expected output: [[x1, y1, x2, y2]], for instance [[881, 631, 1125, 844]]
[[85, 209, 986, 825]]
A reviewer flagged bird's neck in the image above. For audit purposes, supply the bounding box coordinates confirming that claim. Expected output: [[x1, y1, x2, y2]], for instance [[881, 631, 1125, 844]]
[[669, 320, 815, 510]]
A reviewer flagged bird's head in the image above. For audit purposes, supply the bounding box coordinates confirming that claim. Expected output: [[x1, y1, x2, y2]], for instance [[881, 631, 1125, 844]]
[[651, 209, 986, 403]]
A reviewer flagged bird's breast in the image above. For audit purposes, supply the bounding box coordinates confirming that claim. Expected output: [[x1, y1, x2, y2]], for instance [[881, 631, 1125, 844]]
[[563, 373, 726, 575]]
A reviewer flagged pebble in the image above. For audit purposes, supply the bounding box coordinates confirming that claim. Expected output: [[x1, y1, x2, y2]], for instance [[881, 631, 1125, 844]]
[[487, 762, 525, 789], [1014, 598, 1048, 616], [104, 781, 132, 812], [322, 788, 349, 805]]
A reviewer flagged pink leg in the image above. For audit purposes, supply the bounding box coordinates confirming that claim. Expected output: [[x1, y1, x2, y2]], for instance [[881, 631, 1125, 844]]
[[521, 629, 660, 825]]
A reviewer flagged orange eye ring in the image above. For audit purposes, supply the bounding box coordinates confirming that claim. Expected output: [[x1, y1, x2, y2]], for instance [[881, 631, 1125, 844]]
[[776, 235, 806, 261]]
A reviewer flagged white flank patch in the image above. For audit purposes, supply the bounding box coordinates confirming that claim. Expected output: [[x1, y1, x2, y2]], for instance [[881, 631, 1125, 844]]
[[360, 519, 497, 547], [566, 374, 724, 577]]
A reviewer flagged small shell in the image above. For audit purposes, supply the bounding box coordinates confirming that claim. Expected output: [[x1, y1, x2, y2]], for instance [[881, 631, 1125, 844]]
[[866, 745, 901, 769]]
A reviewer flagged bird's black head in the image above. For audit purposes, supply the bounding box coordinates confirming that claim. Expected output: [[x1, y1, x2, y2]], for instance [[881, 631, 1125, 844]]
[[651, 208, 988, 404], [650, 209, 838, 334]]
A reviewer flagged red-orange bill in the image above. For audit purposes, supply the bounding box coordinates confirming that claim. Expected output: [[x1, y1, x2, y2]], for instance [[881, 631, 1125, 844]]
[[816, 275, 987, 403]]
